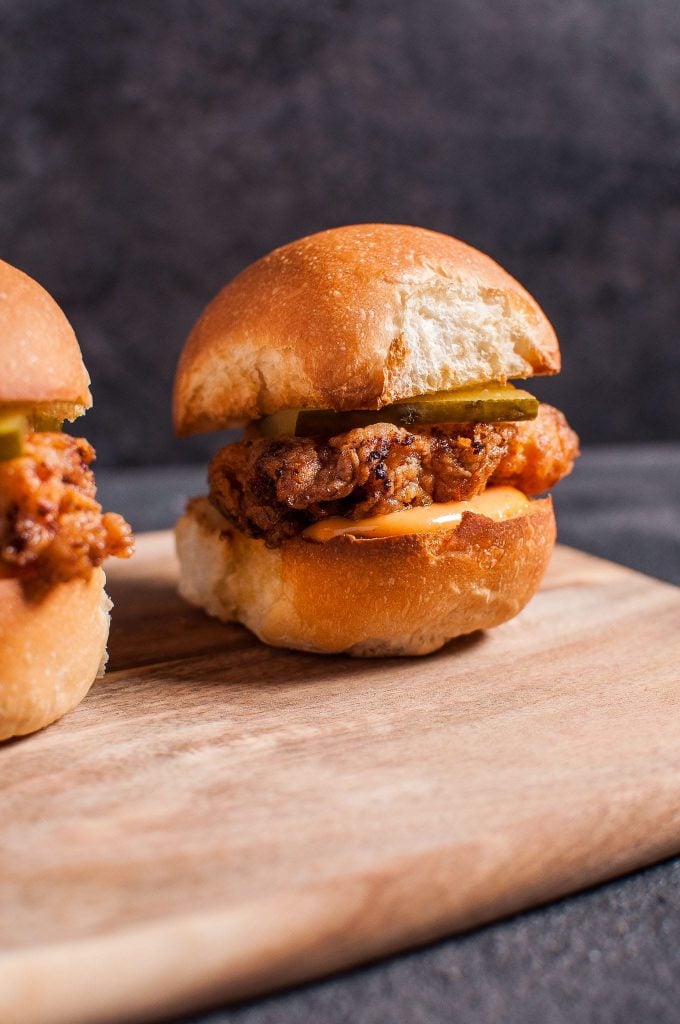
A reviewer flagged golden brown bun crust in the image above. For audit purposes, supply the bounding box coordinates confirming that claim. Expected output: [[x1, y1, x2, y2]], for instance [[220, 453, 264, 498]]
[[0, 259, 92, 416], [175, 496, 556, 656], [174, 224, 560, 435], [0, 568, 111, 741]]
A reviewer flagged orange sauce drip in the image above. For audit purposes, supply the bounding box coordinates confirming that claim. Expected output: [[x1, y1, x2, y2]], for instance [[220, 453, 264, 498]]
[[303, 486, 531, 542]]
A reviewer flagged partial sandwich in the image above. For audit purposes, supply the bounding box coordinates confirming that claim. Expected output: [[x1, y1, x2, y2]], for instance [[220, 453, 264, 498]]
[[0, 260, 134, 740], [173, 224, 579, 656]]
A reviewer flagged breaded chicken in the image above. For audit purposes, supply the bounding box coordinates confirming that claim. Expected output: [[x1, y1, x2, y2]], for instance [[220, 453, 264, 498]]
[[0, 432, 134, 582], [490, 404, 580, 495], [208, 404, 579, 545]]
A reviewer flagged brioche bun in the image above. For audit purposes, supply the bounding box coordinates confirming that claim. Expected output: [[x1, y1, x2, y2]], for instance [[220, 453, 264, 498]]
[[0, 569, 111, 741], [174, 224, 559, 435], [175, 497, 555, 657], [0, 259, 92, 420]]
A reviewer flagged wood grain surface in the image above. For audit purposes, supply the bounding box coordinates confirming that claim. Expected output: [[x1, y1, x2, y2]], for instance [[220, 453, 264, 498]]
[[1, 532, 679, 1024]]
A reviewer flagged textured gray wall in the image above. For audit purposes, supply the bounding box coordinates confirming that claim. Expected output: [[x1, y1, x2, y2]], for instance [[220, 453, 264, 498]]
[[1, 0, 679, 465]]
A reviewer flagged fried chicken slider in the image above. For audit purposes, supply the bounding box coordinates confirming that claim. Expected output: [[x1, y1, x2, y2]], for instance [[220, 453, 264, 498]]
[[174, 224, 578, 656], [0, 260, 134, 740]]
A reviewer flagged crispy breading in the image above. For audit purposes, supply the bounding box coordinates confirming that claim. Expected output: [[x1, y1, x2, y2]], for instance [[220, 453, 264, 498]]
[[208, 404, 579, 546], [0, 432, 134, 582], [490, 404, 580, 494]]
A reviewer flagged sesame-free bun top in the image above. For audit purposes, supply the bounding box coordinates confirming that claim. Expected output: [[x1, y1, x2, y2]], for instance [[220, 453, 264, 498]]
[[0, 259, 92, 419], [174, 224, 560, 435]]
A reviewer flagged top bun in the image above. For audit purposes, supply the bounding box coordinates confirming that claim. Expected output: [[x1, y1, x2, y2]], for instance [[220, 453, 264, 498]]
[[0, 259, 92, 418], [174, 224, 560, 435]]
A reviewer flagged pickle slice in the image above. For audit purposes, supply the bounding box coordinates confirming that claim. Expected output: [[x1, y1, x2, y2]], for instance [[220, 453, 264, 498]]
[[257, 408, 300, 439], [32, 414, 63, 432], [258, 383, 539, 438], [0, 404, 64, 432], [0, 414, 28, 461]]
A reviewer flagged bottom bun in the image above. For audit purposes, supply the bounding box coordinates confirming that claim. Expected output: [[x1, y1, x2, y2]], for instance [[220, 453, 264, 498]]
[[176, 496, 556, 657], [0, 568, 111, 741]]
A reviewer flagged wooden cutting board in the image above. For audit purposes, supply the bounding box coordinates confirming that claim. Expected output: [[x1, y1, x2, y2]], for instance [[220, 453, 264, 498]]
[[1, 532, 680, 1024]]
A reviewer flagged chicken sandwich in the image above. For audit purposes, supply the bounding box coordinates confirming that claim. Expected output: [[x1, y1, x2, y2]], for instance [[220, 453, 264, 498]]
[[174, 225, 578, 656], [0, 260, 133, 739]]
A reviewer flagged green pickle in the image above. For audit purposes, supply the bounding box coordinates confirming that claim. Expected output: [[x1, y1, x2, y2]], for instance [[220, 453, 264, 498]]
[[258, 383, 539, 438], [32, 414, 63, 432], [0, 414, 28, 461]]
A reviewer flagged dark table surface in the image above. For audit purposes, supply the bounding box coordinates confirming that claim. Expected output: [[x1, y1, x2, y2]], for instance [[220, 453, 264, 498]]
[[97, 444, 680, 1024]]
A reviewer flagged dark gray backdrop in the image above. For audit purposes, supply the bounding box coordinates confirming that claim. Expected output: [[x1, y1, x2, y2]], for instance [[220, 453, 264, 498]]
[[2, 0, 679, 465]]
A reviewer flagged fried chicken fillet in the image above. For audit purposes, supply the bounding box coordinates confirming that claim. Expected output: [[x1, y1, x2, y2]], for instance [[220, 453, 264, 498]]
[[209, 404, 578, 546], [0, 431, 133, 582]]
